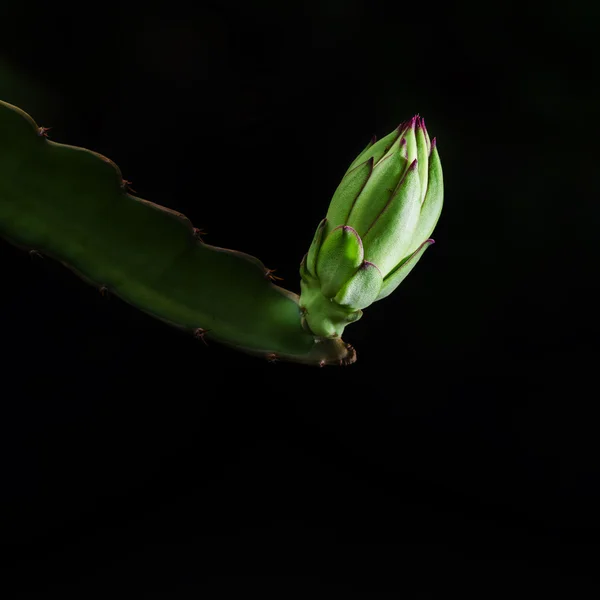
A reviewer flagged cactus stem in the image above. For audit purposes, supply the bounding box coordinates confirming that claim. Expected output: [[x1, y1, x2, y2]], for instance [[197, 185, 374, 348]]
[[0, 99, 359, 367]]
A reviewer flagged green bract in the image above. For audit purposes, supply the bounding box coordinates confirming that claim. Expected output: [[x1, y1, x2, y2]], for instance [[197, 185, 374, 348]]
[[299, 116, 443, 338]]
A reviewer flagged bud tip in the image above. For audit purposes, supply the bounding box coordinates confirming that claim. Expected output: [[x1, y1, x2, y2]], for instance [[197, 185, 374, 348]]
[[429, 137, 437, 156]]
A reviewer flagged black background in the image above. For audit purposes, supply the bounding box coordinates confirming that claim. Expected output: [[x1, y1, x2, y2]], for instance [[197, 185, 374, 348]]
[[1, 0, 600, 594]]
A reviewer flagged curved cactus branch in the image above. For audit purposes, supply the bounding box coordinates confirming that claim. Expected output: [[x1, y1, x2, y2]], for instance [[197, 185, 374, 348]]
[[0, 100, 356, 366]]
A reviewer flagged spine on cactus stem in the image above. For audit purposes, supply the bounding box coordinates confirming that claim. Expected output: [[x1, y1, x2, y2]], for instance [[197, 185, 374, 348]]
[[0, 100, 355, 367]]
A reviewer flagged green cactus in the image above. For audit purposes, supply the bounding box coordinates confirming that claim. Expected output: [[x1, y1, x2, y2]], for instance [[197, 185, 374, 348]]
[[0, 100, 442, 366]]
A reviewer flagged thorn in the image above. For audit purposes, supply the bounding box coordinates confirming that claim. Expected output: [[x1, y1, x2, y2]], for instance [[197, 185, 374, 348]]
[[193, 327, 211, 345], [193, 227, 207, 241], [265, 268, 283, 281], [121, 179, 137, 193], [99, 285, 110, 298], [38, 126, 51, 138], [319, 359, 326, 368], [29, 249, 44, 260], [266, 353, 279, 363]]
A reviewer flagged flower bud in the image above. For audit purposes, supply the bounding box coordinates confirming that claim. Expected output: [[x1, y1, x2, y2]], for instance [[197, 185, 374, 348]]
[[299, 116, 443, 338]]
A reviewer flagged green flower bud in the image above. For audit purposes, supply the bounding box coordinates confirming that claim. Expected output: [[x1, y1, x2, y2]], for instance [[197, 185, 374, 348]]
[[299, 116, 443, 338]]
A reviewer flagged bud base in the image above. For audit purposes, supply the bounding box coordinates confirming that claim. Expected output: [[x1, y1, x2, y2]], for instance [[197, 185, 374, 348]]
[[299, 276, 362, 338]]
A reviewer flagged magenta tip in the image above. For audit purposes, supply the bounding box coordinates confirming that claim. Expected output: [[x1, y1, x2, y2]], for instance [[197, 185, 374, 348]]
[[342, 225, 360, 238], [362, 260, 382, 274], [429, 137, 437, 155]]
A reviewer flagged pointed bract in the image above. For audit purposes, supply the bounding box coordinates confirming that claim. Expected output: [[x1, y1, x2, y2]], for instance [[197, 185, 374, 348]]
[[415, 118, 429, 203], [376, 239, 434, 301], [345, 126, 402, 173], [344, 135, 377, 174], [334, 261, 383, 309], [306, 217, 327, 277], [346, 150, 408, 238], [405, 140, 443, 256], [316, 225, 364, 298], [325, 157, 373, 232], [402, 117, 419, 164], [299, 253, 310, 282], [361, 159, 421, 276]]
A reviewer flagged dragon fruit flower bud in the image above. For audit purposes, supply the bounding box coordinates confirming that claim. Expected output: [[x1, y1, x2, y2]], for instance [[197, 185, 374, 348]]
[[299, 116, 443, 338]]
